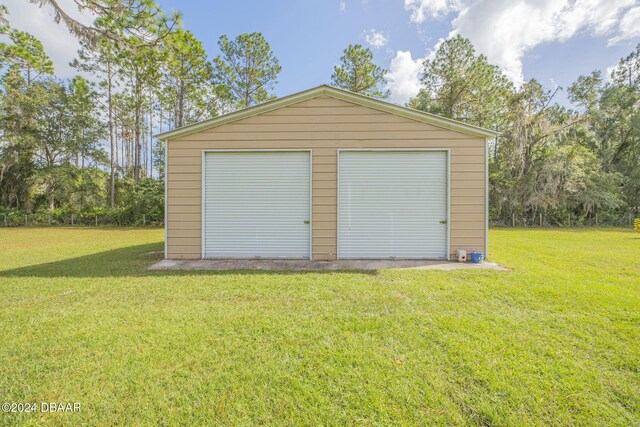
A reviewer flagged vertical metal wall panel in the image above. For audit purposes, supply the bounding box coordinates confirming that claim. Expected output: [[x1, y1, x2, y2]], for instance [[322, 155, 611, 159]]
[[203, 151, 310, 258], [338, 151, 448, 259]]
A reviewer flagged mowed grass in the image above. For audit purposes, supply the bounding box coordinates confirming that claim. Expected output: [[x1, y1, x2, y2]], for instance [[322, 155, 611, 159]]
[[0, 227, 638, 426]]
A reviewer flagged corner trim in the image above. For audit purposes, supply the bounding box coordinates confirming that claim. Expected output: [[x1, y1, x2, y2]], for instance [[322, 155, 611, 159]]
[[163, 139, 168, 259], [485, 137, 490, 259]]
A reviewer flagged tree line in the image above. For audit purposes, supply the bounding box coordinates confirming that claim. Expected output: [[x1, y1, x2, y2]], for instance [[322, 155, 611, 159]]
[[0, 1, 284, 224], [407, 37, 639, 226], [334, 38, 640, 226], [0, 1, 637, 227]]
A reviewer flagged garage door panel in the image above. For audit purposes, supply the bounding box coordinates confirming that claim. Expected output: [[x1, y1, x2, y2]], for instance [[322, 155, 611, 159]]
[[204, 152, 310, 258], [338, 151, 448, 259]]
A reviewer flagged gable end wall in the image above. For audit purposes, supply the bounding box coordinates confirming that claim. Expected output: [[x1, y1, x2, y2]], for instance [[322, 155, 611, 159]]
[[166, 95, 487, 260]]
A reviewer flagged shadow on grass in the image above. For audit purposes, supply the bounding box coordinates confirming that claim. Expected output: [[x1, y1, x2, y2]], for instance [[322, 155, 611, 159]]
[[0, 243, 375, 278], [0, 243, 161, 278]]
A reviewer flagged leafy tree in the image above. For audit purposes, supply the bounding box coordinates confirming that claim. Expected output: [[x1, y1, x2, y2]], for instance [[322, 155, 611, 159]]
[[491, 79, 622, 224], [72, 38, 120, 207], [610, 44, 640, 87], [31, 80, 75, 209], [331, 44, 389, 98], [213, 32, 281, 108], [568, 53, 640, 216], [162, 29, 215, 128], [0, 5, 8, 32], [0, 1, 176, 217], [0, 4, 637, 228], [0, 26, 54, 209], [118, 39, 160, 179], [27, 0, 181, 49], [67, 76, 105, 168], [0, 29, 53, 84], [30, 78, 104, 209], [410, 35, 512, 129], [568, 72, 636, 172]]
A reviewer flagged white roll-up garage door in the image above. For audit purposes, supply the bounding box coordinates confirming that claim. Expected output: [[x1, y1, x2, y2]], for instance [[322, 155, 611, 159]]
[[338, 151, 448, 259], [203, 151, 311, 259]]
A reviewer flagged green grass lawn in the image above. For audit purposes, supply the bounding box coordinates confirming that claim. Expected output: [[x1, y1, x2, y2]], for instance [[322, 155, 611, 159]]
[[0, 227, 638, 426]]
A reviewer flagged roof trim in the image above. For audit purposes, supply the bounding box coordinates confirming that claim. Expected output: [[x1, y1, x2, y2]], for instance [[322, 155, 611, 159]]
[[155, 84, 499, 140]]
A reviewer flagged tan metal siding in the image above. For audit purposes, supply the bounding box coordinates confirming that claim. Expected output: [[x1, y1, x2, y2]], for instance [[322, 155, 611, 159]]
[[166, 95, 487, 260]]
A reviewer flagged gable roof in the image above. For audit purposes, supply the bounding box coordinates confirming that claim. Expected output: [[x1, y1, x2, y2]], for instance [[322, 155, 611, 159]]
[[155, 84, 499, 140]]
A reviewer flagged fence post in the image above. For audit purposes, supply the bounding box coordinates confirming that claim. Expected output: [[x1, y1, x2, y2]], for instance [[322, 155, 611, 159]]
[[3, 214, 6, 227], [71, 214, 74, 225], [95, 214, 98, 227], [143, 214, 146, 226], [595, 213, 598, 226], [568, 213, 571, 227], [48, 213, 51, 225], [25, 215, 27, 226]]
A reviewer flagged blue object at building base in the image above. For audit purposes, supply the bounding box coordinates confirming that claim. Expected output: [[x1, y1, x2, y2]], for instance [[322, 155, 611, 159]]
[[470, 251, 484, 263]]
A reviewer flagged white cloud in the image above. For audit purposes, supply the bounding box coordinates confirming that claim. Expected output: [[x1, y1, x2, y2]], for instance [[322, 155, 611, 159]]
[[363, 29, 388, 48], [339, 1, 346, 11], [386, 50, 423, 104], [403, 0, 639, 85], [404, 0, 461, 22], [2, 0, 95, 78], [608, 5, 640, 44]]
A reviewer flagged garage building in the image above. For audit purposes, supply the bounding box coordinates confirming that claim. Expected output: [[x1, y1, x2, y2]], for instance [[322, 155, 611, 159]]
[[157, 85, 498, 261]]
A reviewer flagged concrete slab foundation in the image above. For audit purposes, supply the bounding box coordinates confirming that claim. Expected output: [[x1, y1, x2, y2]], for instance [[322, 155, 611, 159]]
[[149, 259, 508, 271]]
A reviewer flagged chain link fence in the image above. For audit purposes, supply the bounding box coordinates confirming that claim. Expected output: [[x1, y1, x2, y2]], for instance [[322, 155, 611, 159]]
[[490, 212, 638, 228], [2, 210, 636, 229], [1, 211, 163, 227]]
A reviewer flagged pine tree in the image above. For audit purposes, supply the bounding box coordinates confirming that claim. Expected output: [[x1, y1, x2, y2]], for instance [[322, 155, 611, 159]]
[[162, 29, 215, 128], [331, 44, 389, 99], [213, 33, 281, 108]]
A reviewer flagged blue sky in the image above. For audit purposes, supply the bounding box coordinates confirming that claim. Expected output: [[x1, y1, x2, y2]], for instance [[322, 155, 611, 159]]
[[4, 0, 640, 106], [154, 0, 434, 96]]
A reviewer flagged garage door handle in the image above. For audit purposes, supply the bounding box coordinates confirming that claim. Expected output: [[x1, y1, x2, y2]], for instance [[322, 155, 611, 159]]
[[304, 220, 310, 224], [440, 220, 447, 224]]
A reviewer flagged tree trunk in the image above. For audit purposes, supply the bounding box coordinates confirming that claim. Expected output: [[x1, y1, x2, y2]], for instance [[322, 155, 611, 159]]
[[178, 66, 185, 128], [134, 84, 142, 180], [141, 128, 145, 179], [120, 123, 125, 175], [149, 106, 154, 177], [108, 60, 115, 208]]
